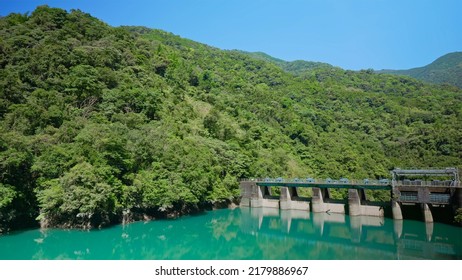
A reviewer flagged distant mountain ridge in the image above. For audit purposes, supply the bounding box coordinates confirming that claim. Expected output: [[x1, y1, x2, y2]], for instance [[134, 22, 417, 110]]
[[241, 51, 462, 88], [378, 52, 462, 88], [237, 51, 336, 75]]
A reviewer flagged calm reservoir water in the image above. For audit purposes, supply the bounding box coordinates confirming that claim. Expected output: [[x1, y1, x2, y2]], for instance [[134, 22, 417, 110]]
[[0, 208, 461, 260]]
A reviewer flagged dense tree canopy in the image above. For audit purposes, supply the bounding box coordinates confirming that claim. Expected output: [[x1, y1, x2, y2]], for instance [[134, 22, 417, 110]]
[[379, 52, 462, 89], [0, 6, 461, 232]]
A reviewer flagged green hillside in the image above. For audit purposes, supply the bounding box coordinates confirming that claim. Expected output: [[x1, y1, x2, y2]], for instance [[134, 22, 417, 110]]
[[0, 6, 461, 232], [239, 50, 335, 74], [379, 52, 462, 88]]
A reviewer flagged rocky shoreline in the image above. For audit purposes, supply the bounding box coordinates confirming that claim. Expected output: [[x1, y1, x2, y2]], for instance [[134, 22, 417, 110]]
[[1, 199, 239, 234]]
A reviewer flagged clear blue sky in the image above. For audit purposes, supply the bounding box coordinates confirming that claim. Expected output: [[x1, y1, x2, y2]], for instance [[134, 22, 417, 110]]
[[1, 0, 461, 70]]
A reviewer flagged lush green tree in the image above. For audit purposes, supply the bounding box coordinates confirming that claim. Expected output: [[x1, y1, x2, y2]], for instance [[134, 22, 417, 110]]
[[36, 162, 121, 227]]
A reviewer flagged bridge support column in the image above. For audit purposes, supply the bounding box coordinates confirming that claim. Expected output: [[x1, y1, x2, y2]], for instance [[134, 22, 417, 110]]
[[311, 188, 325, 213], [348, 189, 361, 216], [392, 201, 403, 220], [250, 184, 264, 208], [348, 189, 384, 217], [251, 186, 279, 208], [421, 203, 433, 223], [280, 187, 293, 210], [280, 187, 310, 211], [239, 181, 254, 207]]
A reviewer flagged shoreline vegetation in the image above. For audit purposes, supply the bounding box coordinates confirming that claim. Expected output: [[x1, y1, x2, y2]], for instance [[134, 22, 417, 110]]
[[36, 199, 239, 231], [0, 6, 461, 233]]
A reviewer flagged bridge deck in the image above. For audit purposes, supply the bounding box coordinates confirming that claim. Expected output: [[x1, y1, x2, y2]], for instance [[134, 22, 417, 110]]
[[255, 181, 391, 190], [241, 178, 460, 189]]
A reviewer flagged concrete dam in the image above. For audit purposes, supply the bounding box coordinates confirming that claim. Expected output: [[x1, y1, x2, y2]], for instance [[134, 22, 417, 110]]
[[239, 168, 462, 223]]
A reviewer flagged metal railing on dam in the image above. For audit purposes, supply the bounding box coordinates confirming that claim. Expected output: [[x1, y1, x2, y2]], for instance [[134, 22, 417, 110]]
[[240, 177, 391, 190], [239, 177, 460, 189]]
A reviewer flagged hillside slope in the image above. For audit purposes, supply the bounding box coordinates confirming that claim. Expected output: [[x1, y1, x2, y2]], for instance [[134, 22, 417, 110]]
[[379, 52, 462, 88], [239, 51, 335, 74], [0, 6, 461, 232]]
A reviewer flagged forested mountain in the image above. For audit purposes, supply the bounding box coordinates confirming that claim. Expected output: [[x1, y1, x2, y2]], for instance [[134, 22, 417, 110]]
[[0, 6, 461, 232], [239, 51, 335, 75], [379, 52, 462, 88]]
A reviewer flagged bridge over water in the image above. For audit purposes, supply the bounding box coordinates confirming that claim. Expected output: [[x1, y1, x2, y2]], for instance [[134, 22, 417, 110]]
[[239, 168, 462, 224]]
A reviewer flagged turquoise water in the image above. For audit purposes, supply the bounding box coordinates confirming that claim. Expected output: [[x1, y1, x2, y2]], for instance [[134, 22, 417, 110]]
[[0, 207, 461, 260]]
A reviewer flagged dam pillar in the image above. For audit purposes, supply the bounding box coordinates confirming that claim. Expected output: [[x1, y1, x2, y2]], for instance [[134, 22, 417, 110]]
[[348, 189, 361, 216], [311, 188, 325, 213], [280, 187, 310, 211], [279, 187, 293, 210], [250, 184, 264, 208], [239, 181, 254, 207], [392, 201, 403, 220], [348, 189, 384, 217], [421, 203, 433, 223], [252, 186, 280, 208]]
